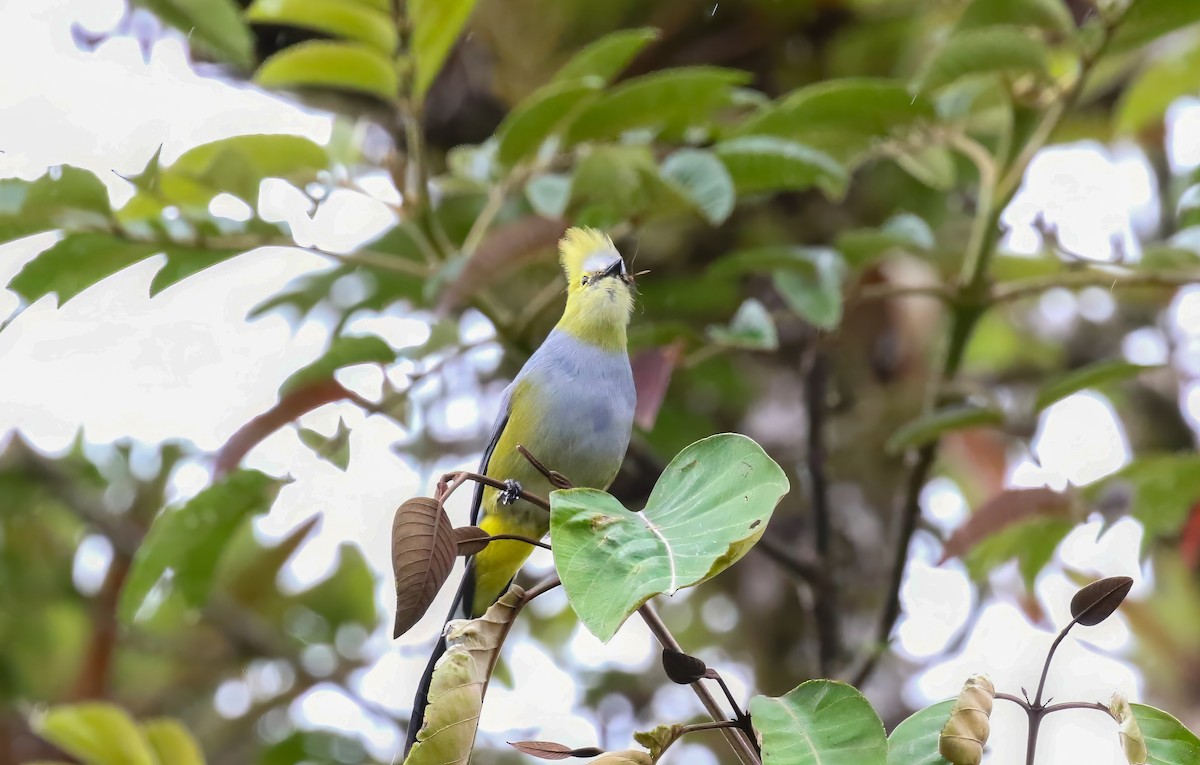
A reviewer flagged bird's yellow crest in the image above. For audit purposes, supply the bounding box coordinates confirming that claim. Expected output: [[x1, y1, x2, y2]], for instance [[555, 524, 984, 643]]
[[558, 227, 617, 284]]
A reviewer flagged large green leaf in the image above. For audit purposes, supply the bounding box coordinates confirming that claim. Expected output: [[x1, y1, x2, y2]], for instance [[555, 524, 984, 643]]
[[550, 433, 788, 641], [916, 26, 1048, 92], [749, 680, 888, 765], [955, 0, 1073, 33], [279, 334, 396, 397], [886, 700, 954, 765], [1132, 703, 1200, 765], [133, 0, 253, 68], [659, 149, 735, 225], [33, 703, 157, 765], [255, 41, 398, 102], [142, 719, 206, 765], [495, 78, 602, 167], [8, 234, 158, 306], [410, 0, 479, 99], [1110, 0, 1200, 55], [552, 28, 659, 85], [565, 67, 750, 144], [772, 248, 846, 329], [118, 470, 281, 624], [1035, 360, 1156, 411], [735, 78, 935, 163], [245, 0, 397, 54], [1116, 40, 1200, 135], [714, 136, 847, 198]]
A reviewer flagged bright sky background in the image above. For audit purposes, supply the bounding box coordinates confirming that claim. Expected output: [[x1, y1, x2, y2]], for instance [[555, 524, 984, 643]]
[[2, 2, 1198, 763]]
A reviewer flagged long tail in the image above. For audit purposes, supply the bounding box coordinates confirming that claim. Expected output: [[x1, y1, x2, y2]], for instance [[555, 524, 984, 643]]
[[404, 560, 473, 755]]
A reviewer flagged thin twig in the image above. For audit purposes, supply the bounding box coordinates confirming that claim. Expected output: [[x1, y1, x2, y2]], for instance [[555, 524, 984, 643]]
[[992, 269, 1198, 304], [638, 603, 762, 765], [804, 350, 841, 675], [435, 470, 551, 512]]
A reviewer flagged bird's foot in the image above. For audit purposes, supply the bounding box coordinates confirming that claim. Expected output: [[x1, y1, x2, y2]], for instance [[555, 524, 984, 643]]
[[499, 479, 523, 506]]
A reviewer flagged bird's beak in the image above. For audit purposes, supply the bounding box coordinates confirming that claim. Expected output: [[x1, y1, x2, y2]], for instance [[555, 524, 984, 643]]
[[598, 259, 625, 282]]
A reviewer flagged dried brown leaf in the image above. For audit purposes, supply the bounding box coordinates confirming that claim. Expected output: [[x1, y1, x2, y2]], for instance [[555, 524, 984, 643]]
[[392, 497, 456, 638], [454, 525, 492, 557], [939, 487, 1071, 564], [507, 741, 604, 760], [661, 648, 707, 685]]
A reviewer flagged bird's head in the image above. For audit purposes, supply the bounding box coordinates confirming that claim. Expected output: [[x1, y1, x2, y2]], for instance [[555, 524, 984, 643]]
[[558, 227, 636, 337]]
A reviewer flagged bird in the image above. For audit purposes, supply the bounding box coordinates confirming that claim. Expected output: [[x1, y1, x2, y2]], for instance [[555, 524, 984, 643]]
[[405, 226, 637, 752]]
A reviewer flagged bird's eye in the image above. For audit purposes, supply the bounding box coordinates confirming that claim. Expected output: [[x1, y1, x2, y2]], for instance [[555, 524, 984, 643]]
[[580, 276, 589, 286]]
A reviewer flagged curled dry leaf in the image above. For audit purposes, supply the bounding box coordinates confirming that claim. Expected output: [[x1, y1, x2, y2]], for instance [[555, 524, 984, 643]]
[[938, 674, 994, 765], [392, 497, 457, 638], [939, 487, 1071, 564], [661, 648, 707, 685], [454, 525, 492, 557], [1070, 575, 1134, 627], [1110, 692, 1149, 765], [507, 741, 604, 760]]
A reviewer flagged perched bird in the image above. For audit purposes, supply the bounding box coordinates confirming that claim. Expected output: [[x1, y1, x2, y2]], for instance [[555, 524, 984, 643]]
[[405, 226, 637, 751]]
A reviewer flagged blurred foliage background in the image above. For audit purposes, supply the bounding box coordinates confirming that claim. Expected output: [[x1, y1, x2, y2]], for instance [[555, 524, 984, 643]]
[[2, 0, 1200, 762]]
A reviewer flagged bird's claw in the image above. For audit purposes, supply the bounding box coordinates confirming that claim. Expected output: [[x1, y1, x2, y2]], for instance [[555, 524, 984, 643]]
[[499, 479, 522, 506]]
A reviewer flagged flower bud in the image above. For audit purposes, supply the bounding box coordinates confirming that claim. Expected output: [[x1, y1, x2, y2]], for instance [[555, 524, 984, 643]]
[[1109, 692, 1148, 765], [938, 674, 995, 765]]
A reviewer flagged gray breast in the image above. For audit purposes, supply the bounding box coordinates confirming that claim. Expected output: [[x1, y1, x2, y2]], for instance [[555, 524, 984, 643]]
[[514, 329, 635, 487]]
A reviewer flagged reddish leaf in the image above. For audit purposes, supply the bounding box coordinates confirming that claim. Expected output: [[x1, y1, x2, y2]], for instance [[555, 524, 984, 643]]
[[631, 341, 684, 431], [392, 497, 457, 638], [939, 488, 1072, 564], [1181, 501, 1200, 571], [508, 741, 605, 760], [436, 216, 568, 314], [215, 378, 354, 478]]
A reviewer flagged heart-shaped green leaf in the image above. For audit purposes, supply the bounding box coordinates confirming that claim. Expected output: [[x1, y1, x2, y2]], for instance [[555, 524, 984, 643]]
[[550, 433, 788, 641]]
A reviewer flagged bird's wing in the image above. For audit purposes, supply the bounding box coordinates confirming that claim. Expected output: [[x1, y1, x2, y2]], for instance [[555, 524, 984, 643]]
[[469, 387, 512, 526]]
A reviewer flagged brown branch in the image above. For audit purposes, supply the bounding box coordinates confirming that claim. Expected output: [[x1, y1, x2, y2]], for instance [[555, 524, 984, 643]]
[[804, 351, 842, 675]]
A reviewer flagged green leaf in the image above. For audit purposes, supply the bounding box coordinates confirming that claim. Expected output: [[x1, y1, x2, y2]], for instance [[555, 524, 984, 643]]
[[22, 165, 112, 229], [245, 0, 397, 54], [164, 134, 330, 205], [1116, 41, 1200, 135], [1110, 0, 1200, 56], [895, 145, 958, 191], [133, 0, 253, 68], [1086, 454, 1200, 544], [296, 543, 377, 632], [550, 433, 788, 641], [916, 26, 1048, 93], [887, 404, 1004, 453], [836, 213, 935, 267], [8, 234, 157, 306], [280, 334, 395, 397], [750, 680, 887, 765], [410, 0, 479, 99], [565, 67, 750, 144], [118, 470, 281, 624], [955, 0, 1073, 33], [735, 78, 935, 163], [496, 78, 602, 167], [707, 299, 778, 351], [255, 41, 398, 102], [33, 703, 156, 765], [148, 245, 245, 296], [569, 145, 665, 222], [714, 136, 847, 198], [553, 28, 659, 85], [1131, 703, 1200, 764], [298, 418, 352, 471], [772, 248, 846, 329], [965, 515, 1072, 587], [525, 174, 572, 218], [142, 719, 206, 765], [0, 177, 29, 214], [1035, 360, 1156, 411], [886, 700, 954, 765], [1178, 185, 1200, 230], [659, 149, 735, 225]]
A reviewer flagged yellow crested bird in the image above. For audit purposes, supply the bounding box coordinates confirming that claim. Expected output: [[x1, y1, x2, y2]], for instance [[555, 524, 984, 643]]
[[406, 227, 637, 750]]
